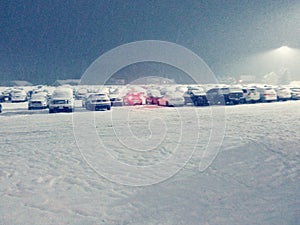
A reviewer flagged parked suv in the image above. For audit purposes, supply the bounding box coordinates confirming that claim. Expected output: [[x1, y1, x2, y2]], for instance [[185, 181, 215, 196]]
[[242, 87, 260, 103], [276, 87, 292, 101], [183, 86, 208, 106], [48, 87, 75, 113], [28, 93, 49, 110], [257, 87, 277, 102], [206, 87, 244, 105]]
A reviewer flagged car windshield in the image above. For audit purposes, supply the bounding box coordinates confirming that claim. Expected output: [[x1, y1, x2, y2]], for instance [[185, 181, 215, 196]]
[[219, 88, 229, 94], [291, 88, 300, 92], [53, 93, 71, 98], [91, 96, 107, 100], [94, 93, 106, 96], [265, 88, 274, 92], [229, 88, 242, 93], [192, 90, 203, 94], [13, 90, 24, 94], [149, 90, 161, 97], [31, 96, 46, 100], [191, 87, 204, 92]]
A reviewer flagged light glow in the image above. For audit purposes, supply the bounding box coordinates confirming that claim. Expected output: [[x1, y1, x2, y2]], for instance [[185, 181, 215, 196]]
[[222, 45, 300, 82], [275, 45, 291, 54]]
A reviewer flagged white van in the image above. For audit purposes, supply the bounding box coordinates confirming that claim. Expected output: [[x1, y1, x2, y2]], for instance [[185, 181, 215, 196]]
[[48, 87, 75, 113]]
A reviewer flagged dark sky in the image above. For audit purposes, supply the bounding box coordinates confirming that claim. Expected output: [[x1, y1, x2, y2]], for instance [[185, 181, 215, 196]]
[[1, 0, 300, 84]]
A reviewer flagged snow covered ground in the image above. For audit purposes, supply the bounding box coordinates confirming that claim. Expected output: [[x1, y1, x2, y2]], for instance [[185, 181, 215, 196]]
[[0, 101, 299, 225]]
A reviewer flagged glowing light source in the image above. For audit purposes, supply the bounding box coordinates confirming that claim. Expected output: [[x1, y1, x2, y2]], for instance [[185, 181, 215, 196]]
[[279, 45, 289, 50], [276, 45, 291, 54]]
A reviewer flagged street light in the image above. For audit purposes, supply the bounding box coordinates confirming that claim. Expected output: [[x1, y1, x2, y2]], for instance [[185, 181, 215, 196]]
[[274, 46, 293, 84]]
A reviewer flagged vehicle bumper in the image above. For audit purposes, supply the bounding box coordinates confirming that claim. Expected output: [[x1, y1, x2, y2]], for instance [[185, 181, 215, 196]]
[[263, 97, 277, 101], [111, 100, 123, 106], [11, 99, 27, 102], [49, 105, 74, 112], [125, 101, 143, 105], [88, 104, 111, 110], [29, 106, 48, 109], [169, 101, 185, 106]]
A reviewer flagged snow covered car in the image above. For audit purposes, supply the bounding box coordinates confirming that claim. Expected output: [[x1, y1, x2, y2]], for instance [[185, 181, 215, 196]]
[[10, 89, 28, 103], [146, 89, 162, 105], [227, 87, 245, 104], [48, 87, 75, 113], [257, 87, 277, 102], [158, 92, 185, 107], [75, 88, 88, 100], [28, 93, 49, 110], [28, 89, 49, 99], [276, 87, 292, 101], [183, 86, 208, 106], [109, 93, 124, 106], [290, 88, 300, 100], [124, 92, 145, 106], [242, 87, 260, 103], [85, 93, 111, 111], [0, 89, 12, 102], [206, 87, 244, 105], [82, 93, 93, 108], [108, 87, 127, 106]]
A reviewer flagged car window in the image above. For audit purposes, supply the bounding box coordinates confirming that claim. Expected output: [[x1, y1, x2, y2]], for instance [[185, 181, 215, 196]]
[[291, 88, 300, 92], [207, 89, 217, 94], [219, 88, 229, 94]]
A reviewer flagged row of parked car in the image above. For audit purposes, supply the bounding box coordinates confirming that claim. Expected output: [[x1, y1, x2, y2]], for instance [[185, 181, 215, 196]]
[[0, 84, 300, 113], [104, 85, 300, 107], [0, 88, 28, 103], [77, 85, 300, 112]]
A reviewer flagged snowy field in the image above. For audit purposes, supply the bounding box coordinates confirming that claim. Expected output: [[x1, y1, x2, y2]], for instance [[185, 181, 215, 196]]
[[0, 101, 299, 225]]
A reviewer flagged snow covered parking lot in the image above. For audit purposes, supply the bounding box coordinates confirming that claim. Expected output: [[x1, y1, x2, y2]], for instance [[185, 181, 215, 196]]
[[0, 101, 299, 225]]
